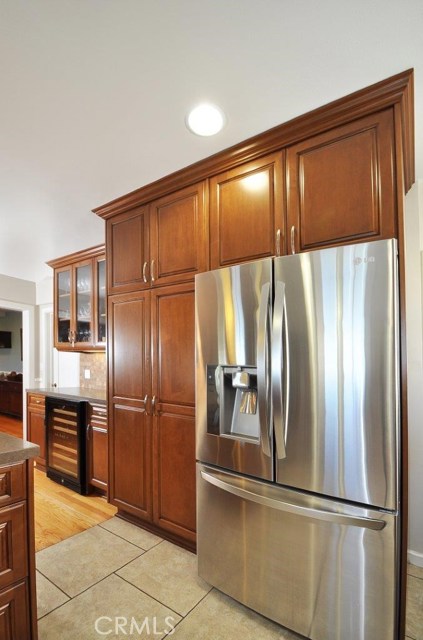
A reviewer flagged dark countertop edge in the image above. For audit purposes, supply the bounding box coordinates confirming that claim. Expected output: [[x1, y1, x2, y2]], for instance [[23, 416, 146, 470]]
[[26, 387, 107, 404], [0, 433, 40, 465]]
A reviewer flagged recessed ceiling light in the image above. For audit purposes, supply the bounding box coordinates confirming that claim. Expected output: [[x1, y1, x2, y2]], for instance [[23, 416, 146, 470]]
[[186, 103, 226, 136]]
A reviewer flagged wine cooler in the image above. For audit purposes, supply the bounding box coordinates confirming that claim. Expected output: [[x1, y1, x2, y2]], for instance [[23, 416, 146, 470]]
[[46, 397, 88, 494]]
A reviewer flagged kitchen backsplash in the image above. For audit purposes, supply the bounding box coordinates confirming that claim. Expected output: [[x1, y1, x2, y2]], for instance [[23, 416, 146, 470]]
[[79, 352, 106, 390]]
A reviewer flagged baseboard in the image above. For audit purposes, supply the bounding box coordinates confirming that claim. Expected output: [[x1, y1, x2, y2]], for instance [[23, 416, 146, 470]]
[[408, 548, 423, 567]]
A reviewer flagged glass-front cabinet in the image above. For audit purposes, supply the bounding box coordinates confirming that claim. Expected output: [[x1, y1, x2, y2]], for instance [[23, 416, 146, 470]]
[[49, 245, 106, 351]]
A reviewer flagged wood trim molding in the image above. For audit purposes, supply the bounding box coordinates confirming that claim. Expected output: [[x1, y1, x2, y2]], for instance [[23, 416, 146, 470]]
[[47, 244, 105, 269], [93, 69, 414, 220]]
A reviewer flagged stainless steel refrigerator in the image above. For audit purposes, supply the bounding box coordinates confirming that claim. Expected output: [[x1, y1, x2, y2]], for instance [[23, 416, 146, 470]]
[[195, 239, 401, 640]]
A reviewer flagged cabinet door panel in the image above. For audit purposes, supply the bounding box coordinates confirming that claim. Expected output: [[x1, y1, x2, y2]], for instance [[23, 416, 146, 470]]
[[151, 284, 195, 407], [107, 206, 149, 293], [27, 411, 46, 467], [54, 266, 72, 347], [210, 152, 284, 268], [108, 293, 150, 404], [153, 412, 196, 541], [0, 502, 27, 590], [150, 181, 208, 285], [109, 404, 152, 520], [90, 428, 108, 491], [0, 581, 30, 640], [286, 109, 396, 252]]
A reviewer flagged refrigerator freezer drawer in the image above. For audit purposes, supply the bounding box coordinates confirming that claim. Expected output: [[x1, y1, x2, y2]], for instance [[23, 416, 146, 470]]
[[197, 464, 399, 640]]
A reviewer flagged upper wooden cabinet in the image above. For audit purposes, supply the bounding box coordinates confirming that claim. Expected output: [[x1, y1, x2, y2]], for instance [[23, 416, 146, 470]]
[[107, 181, 208, 293], [286, 109, 397, 253], [209, 152, 284, 268], [48, 245, 106, 351]]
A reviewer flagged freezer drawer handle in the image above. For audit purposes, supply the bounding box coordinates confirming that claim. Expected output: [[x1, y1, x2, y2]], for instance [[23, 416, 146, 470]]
[[200, 469, 386, 531], [257, 282, 272, 456]]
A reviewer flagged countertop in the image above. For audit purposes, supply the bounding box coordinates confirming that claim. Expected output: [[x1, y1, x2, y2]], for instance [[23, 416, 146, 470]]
[[26, 387, 107, 403], [0, 432, 40, 465]]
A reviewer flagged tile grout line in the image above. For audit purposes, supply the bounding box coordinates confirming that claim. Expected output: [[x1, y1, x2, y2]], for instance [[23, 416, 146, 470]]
[[114, 572, 186, 619], [97, 521, 165, 552], [35, 569, 71, 601], [36, 547, 146, 608]]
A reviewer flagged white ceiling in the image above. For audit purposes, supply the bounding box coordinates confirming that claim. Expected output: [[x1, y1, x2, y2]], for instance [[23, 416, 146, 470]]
[[1, 0, 422, 284]]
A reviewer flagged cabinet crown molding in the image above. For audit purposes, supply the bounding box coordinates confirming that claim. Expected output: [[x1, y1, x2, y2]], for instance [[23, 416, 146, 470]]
[[47, 244, 105, 269], [93, 69, 414, 220]]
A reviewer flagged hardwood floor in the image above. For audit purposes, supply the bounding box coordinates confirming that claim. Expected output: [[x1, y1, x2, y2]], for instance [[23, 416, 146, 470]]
[[34, 469, 116, 552], [0, 412, 23, 437], [0, 414, 117, 552]]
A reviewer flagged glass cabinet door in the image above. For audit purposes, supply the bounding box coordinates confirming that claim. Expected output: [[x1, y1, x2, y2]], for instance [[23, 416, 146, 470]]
[[75, 263, 93, 344], [97, 259, 107, 344], [57, 269, 71, 344], [50, 246, 106, 351]]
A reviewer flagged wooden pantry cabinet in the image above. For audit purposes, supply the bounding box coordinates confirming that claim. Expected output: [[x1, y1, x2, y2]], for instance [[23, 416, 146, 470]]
[[107, 181, 208, 294], [48, 245, 106, 351], [108, 283, 196, 547]]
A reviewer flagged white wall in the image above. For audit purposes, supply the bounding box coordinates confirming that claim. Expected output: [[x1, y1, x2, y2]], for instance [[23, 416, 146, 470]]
[[404, 180, 423, 567], [0, 274, 35, 305], [0, 310, 22, 372]]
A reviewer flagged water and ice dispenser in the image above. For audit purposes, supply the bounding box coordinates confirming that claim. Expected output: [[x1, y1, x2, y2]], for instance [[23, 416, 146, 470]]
[[206, 364, 260, 441]]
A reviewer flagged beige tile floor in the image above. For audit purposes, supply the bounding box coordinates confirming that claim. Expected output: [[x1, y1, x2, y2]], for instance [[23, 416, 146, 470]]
[[36, 516, 423, 639]]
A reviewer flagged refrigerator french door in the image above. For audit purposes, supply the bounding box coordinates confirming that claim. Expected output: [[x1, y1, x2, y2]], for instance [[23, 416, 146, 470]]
[[195, 239, 401, 640]]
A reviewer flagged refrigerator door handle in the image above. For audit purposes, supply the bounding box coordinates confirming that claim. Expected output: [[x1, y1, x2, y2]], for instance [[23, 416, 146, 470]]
[[200, 469, 386, 531], [257, 282, 272, 457], [272, 280, 287, 459]]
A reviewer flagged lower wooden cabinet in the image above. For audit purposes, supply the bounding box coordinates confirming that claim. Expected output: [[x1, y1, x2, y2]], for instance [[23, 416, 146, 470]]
[[27, 393, 46, 470], [0, 460, 38, 639], [108, 283, 196, 548], [87, 402, 108, 493], [0, 580, 31, 640]]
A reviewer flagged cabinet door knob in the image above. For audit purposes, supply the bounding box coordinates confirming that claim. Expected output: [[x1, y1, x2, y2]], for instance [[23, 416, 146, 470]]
[[290, 225, 296, 255]]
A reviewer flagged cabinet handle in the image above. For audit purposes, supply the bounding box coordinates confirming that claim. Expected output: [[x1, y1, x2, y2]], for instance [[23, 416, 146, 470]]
[[143, 394, 149, 415], [290, 225, 296, 255], [142, 261, 149, 283], [68, 329, 75, 347], [151, 259, 156, 283], [86, 424, 91, 441], [276, 228, 281, 257], [151, 395, 157, 416]]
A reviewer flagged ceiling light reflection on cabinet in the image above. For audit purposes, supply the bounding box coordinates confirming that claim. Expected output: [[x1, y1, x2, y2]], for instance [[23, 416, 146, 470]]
[[241, 172, 268, 192]]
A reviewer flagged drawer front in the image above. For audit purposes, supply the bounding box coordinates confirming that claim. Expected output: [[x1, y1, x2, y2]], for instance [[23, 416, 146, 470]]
[[0, 502, 27, 590], [0, 580, 30, 640], [28, 393, 45, 411], [89, 402, 107, 430], [0, 464, 25, 507]]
